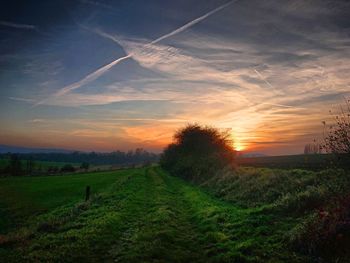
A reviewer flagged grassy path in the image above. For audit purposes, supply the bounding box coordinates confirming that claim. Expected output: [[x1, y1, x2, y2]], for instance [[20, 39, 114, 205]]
[[1, 167, 304, 262]]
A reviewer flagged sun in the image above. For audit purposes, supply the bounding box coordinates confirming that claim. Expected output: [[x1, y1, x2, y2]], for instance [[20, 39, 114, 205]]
[[234, 141, 245, 151]]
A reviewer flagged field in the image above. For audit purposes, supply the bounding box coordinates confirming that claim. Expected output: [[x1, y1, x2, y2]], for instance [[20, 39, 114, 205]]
[[237, 154, 350, 170], [1, 166, 349, 262], [0, 170, 130, 233]]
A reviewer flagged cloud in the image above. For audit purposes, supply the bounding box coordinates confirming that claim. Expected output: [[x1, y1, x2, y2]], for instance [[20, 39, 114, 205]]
[[149, 0, 237, 45], [9, 97, 35, 103], [3, 0, 350, 154], [78, 0, 114, 10], [34, 54, 132, 106], [0, 21, 37, 30], [37, 0, 237, 106]]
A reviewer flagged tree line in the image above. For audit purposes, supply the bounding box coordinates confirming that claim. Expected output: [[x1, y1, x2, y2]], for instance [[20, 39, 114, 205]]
[[0, 148, 159, 176]]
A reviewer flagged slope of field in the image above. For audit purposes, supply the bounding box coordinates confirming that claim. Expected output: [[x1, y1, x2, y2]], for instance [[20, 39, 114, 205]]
[[200, 167, 350, 261], [0, 167, 307, 262], [0, 170, 129, 233], [237, 154, 350, 170]]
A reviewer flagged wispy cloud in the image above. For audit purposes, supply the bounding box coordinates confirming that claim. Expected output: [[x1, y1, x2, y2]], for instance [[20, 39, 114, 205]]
[[9, 97, 35, 103], [0, 21, 37, 30], [78, 0, 114, 10], [3, 0, 350, 155], [36, 0, 236, 106], [34, 54, 132, 106], [149, 0, 237, 45], [253, 68, 275, 90]]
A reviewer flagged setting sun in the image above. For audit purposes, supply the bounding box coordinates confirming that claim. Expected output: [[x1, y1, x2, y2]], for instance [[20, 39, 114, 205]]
[[234, 141, 246, 151]]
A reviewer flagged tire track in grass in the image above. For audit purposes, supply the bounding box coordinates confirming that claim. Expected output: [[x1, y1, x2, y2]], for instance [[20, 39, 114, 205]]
[[111, 166, 207, 263], [165, 170, 304, 263], [7, 167, 206, 262]]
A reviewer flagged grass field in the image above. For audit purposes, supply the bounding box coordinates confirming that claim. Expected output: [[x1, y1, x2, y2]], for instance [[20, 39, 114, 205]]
[[237, 154, 350, 170], [0, 167, 309, 262], [1, 166, 349, 262], [0, 170, 128, 233]]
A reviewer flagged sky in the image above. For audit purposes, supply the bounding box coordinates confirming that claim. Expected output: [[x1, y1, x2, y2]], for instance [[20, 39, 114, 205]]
[[0, 0, 349, 155]]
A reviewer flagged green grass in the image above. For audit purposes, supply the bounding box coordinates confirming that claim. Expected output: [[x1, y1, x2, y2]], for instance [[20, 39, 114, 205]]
[[199, 166, 350, 261], [201, 167, 350, 210], [0, 167, 308, 262], [0, 170, 130, 233], [237, 154, 350, 170]]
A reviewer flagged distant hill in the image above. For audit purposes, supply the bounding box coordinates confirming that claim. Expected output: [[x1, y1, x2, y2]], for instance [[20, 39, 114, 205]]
[[0, 145, 74, 154]]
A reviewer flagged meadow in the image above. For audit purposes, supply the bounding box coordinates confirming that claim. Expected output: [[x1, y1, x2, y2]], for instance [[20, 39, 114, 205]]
[[1, 166, 349, 262], [237, 153, 350, 170], [0, 170, 129, 233]]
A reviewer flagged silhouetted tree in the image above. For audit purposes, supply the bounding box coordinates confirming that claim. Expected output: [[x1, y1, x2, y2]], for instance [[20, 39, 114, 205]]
[[304, 142, 322, 154], [9, 154, 23, 176], [322, 99, 350, 156], [0, 150, 159, 167], [80, 162, 90, 171], [48, 166, 59, 174], [26, 158, 35, 175], [160, 124, 236, 182], [60, 164, 75, 173]]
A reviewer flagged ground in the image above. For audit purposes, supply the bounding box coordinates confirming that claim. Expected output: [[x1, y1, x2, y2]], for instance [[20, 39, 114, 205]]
[[1, 167, 308, 262]]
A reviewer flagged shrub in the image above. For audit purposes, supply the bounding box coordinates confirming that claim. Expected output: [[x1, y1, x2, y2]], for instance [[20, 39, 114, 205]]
[[80, 162, 90, 171], [160, 124, 236, 182], [289, 194, 350, 260], [60, 164, 76, 173]]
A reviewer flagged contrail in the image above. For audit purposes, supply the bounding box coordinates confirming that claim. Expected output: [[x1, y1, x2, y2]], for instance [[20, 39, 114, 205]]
[[253, 68, 275, 90], [0, 20, 37, 30], [150, 0, 236, 45], [36, 0, 236, 106], [35, 54, 132, 106], [81, 26, 125, 47], [261, 102, 295, 108]]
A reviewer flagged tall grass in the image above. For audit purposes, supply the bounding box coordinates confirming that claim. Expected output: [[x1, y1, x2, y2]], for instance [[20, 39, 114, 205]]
[[199, 166, 350, 261]]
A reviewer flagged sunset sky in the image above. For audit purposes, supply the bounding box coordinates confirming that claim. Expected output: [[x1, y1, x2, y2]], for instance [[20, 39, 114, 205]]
[[0, 0, 349, 155]]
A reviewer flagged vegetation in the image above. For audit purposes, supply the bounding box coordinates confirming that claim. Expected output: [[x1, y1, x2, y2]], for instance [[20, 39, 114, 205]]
[[0, 156, 80, 176], [160, 124, 235, 182], [237, 154, 350, 170], [60, 164, 76, 173], [322, 99, 350, 156], [1, 167, 308, 262], [1, 124, 349, 262], [0, 148, 159, 167], [159, 124, 350, 261], [0, 170, 128, 233], [304, 142, 322, 154], [202, 167, 350, 261], [0, 148, 159, 176], [1, 165, 349, 262]]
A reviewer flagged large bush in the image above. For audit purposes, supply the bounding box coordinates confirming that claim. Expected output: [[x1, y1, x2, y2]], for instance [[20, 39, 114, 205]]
[[160, 124, 236, 181]]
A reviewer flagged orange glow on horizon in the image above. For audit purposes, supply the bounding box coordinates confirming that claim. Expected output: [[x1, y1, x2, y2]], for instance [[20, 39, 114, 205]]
[[233, 140, 246, 151]]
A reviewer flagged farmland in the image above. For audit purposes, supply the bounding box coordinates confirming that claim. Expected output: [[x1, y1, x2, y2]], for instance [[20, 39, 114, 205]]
[[237, 153, 350, 170], [0, 170, 134, 235], [1, 166, 349, 262]]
